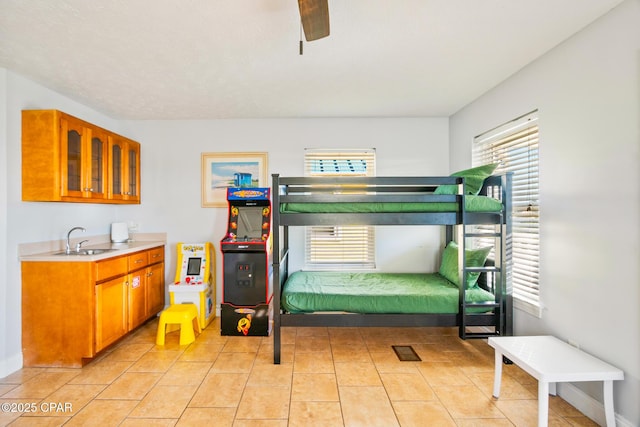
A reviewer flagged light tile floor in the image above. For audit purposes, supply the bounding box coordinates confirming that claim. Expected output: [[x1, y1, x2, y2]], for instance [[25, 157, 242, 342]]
[[1, 317, 599, 426]]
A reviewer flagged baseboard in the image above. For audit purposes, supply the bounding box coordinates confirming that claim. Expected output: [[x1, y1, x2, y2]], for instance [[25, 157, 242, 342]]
[[0, 352, 23, 379], [558, 383, 633, 427]]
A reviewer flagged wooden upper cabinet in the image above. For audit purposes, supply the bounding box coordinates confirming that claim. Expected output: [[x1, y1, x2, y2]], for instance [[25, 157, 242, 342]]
[[108, 136, 140, 203], [89, 128, 109, 200], [59, 115, 85, 199], [22, 110, 140, 204], [125, 140, 141, 202], [59, 116, 109, 200]]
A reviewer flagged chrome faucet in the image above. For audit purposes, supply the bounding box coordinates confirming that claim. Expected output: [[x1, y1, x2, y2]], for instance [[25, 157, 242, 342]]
[[76, 239, 89, 252], [66, 226, 86, 254]]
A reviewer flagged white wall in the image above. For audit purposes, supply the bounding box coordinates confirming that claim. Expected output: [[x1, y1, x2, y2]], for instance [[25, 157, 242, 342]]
[[120, 118, 450, 295], [0, 73, 129, 376], [449, 0, 639, 424], [0, 69, 9, 376], [0, 73, 450, 377]]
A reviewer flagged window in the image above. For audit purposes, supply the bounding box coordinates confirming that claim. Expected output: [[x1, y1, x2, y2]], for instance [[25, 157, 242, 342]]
[[473, 111, 541, 317], [304, 149, 376, 270]]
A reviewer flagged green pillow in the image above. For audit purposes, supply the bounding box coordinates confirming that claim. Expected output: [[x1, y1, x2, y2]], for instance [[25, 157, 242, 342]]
[[439, 241, 491, 289], [434, 163, 499, 196]]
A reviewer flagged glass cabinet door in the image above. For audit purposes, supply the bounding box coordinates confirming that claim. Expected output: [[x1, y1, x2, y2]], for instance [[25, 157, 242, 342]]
[[60, 117, 109, 200], [88, 129, 108, 199], [108, 137, 139, 202], [67, 131, 82, 192], [60, 117, 85, 198], [127, 143, 140, 200], [109, 137, 125, 200]]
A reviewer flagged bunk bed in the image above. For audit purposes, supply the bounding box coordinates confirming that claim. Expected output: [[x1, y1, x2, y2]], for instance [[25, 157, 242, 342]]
[[270, 172, 513, 364]]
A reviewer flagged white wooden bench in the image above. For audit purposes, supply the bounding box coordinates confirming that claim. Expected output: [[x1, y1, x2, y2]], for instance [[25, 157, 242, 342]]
[[488, 335, 624, 427]]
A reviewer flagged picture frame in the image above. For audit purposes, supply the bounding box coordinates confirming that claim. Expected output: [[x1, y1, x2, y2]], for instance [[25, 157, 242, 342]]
[[201, 152, 268, 207]]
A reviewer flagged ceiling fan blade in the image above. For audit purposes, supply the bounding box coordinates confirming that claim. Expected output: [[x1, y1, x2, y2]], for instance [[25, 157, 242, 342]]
[[298, 0, 330, 41]]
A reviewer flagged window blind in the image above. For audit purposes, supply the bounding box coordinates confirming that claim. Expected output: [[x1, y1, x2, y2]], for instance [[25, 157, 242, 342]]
[[304, 149, 376, 270], [473, 112, 541, 315]]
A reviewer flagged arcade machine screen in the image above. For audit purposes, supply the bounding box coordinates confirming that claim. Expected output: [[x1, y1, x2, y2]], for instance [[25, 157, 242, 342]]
[[187, 257, 202, 276], [236, 206, 264, 241]]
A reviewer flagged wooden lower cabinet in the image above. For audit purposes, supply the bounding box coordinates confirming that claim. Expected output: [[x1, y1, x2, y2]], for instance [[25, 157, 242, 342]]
[[128, 268, 148, 331], [147, 262, 165, 316], [22, 245, 165, 367], [95, 276, 127, 352]]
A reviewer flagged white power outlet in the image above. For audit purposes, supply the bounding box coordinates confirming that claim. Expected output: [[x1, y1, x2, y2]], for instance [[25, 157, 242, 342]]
[[128, 222, 139, 232]]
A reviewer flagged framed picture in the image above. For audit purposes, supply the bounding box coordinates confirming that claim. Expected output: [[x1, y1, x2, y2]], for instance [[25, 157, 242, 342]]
[[201, 152, 268, 207]]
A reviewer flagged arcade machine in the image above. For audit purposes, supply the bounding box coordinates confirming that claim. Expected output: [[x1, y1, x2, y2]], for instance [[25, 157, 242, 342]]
[[220, 187, 272, 336], [169, 242, 216, 330]]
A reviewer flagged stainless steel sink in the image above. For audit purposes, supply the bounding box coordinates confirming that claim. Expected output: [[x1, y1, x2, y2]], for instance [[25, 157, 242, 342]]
[[54, 248, 117, 256]]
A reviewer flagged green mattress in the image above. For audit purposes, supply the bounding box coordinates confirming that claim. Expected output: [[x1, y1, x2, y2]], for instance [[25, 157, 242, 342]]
[[280, 195, 503, 213], [281, 271, 496, 314]]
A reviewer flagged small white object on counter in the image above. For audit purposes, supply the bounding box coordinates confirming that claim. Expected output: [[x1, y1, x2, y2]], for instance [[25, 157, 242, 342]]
[[111, 222, 130, 243]]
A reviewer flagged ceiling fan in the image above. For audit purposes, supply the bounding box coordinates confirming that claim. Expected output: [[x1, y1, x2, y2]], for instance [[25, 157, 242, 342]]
[[298, 0, 330, 41]]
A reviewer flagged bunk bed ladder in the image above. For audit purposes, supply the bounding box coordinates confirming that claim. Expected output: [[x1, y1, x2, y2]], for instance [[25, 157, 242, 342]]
[[459, 201, 506, 340]]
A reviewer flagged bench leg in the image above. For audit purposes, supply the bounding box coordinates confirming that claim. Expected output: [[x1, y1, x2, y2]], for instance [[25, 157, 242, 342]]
[[493, 350, 503, 398], [538, 381, 549, 427], [603, 380, 615, 427]]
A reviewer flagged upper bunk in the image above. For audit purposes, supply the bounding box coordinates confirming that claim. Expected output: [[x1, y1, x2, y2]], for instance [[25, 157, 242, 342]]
[[271, 173, 512, 227]]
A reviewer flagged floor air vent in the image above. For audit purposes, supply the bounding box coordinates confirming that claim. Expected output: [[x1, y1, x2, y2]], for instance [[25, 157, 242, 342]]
[[391, 345, 421, 361]]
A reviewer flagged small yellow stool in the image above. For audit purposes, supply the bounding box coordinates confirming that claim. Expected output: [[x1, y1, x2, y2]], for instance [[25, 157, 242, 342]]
[[156, 303, 201, 346]]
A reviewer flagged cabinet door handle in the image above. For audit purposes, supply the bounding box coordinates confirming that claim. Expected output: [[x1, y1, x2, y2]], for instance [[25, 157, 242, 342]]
[[134, 259, 143, 263], [147, 272, 153, 277]]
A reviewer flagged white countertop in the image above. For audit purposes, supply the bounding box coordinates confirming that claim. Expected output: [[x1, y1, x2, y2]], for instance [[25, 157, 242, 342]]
[[19, 233, 166, 262]]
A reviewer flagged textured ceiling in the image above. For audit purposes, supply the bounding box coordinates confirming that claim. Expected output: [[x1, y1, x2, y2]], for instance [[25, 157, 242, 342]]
[[0, 0, 625, 119]]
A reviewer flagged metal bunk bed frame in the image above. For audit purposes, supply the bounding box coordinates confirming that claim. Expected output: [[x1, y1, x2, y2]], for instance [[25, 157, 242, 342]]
[[270, 173, 512, 364]]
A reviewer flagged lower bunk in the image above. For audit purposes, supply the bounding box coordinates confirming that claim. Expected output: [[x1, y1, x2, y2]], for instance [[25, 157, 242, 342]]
[[272, 268, 512, 364], [282, 271, 496, 314]]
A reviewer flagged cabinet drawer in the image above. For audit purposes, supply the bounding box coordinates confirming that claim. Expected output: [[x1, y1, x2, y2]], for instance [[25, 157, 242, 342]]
[[96, 256, 128, 282], [128, 251, 148, 271], [148, 247, 164, 264]]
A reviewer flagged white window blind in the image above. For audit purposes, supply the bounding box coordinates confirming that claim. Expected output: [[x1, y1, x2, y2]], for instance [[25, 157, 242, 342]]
[[473, 112, 541, 316], [304, 149, 376, 270]]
